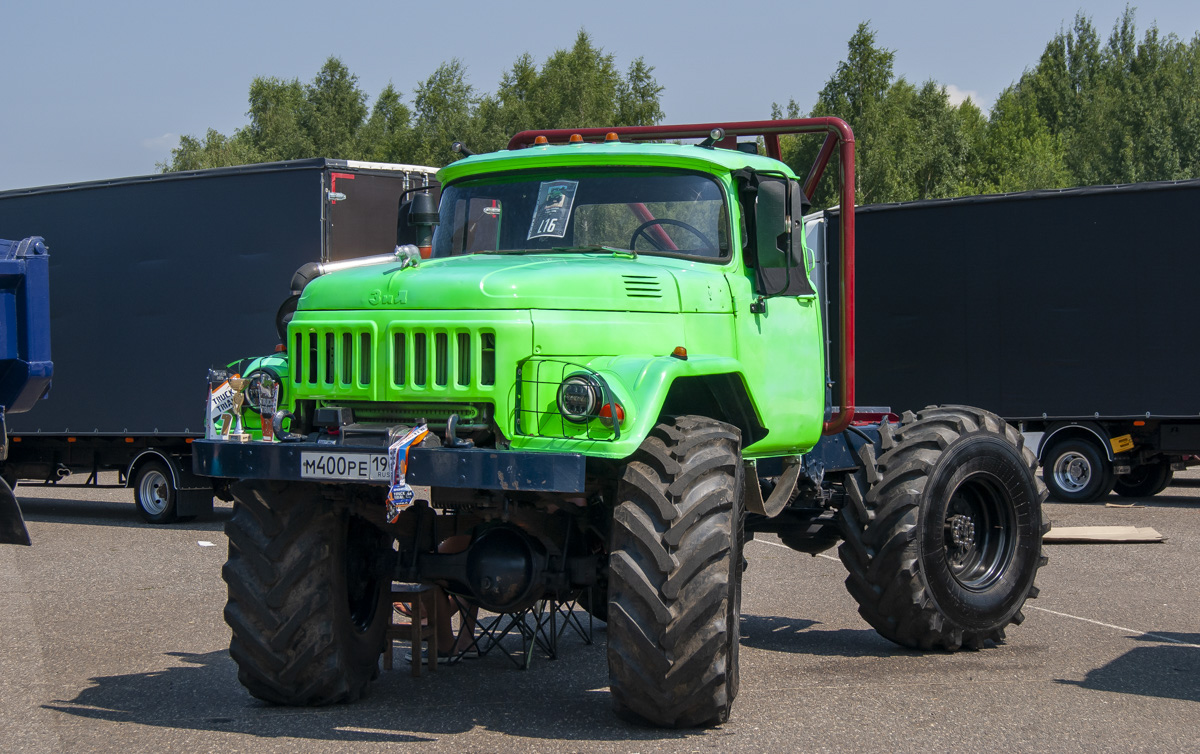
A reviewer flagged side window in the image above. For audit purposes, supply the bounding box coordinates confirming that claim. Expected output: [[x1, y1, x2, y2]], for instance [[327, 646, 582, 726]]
[[450, 197, 503, 254], [465, 198, 501, 252]]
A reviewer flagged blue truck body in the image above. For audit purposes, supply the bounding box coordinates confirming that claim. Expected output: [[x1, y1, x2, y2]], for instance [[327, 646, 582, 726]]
[[0, 236, 52, 545]]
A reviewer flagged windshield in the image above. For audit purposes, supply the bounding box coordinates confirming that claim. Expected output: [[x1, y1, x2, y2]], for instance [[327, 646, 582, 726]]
[[432, 169, 730, 261]]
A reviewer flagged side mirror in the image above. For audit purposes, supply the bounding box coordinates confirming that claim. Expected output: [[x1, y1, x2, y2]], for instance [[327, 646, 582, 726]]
[[752, 178, 815, 298], [396, 191, 439, 253]]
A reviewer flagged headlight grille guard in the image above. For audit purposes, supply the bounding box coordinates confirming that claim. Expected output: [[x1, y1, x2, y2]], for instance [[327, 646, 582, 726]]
[[514, 358, 621, 441]]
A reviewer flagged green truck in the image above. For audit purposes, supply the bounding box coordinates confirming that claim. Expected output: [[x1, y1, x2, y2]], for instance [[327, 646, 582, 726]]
[[194, 118, 1049, 727]]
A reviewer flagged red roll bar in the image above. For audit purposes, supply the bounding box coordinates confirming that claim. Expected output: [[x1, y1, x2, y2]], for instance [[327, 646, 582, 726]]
[[509, 119, 856, 435]]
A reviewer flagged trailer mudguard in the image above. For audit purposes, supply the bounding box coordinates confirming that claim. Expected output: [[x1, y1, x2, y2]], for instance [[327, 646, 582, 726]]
[[126, 449, 215, 517], [0, 476, 30, 546]]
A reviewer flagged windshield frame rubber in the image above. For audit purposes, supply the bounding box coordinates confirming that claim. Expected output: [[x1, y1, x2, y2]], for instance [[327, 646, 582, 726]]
[[434, 165, 736, 265]]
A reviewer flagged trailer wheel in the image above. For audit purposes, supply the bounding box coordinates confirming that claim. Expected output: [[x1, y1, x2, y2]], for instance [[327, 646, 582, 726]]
[[839, 406, 1049, 651], [223, 480, 391, 706], [1113, 462, 1173, 498], [133, 460, 182, 524], [1041, 438, 1113, 503], [607, 416, 742, 728]]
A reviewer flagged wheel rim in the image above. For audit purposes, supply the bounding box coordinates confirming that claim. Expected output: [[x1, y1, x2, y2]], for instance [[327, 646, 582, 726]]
[[1052, 451, 1092, 493], [1118, 466, 1153, 486], [943, 473, 1016, 591], [138, 469, 170, 515]]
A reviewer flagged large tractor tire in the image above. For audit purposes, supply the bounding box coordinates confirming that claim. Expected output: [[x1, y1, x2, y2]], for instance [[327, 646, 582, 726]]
[[838, 406, 1049, 651], [1041, 437, 1113, 504], [607, 416, 743, 728], [1113, 461, 1173, 498], [223, 480, 392, 705]]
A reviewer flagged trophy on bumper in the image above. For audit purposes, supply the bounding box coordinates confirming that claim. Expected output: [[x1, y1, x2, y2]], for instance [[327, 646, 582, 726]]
[[221, 375, 252, 442]]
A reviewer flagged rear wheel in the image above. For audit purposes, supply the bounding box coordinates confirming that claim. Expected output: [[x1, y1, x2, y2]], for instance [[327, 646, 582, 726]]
[[134, 460, 181, 524], [223, 480, 392, 705], [1041, 438, 1113, 504], [607, 416, 742, 727], [1113, 461, 1173, 498], [839, 406, 1049, 650]]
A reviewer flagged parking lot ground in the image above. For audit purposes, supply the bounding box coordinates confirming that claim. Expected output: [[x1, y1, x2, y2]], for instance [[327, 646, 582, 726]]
[[2, 471, 1198, 753]]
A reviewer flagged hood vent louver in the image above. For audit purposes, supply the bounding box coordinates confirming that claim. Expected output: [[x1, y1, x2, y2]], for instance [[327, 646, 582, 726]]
[[622, 274, 663, 299]]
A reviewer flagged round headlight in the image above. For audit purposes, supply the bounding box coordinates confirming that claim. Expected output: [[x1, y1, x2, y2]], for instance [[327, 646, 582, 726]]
[[243, 370, 280, 411], [557, 374, 602, 423]]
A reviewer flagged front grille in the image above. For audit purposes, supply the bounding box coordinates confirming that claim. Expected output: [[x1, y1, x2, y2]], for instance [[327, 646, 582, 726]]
[[293, 322, 497, 396], [293, 327, 373, 387], [389, 328, 495, 389]]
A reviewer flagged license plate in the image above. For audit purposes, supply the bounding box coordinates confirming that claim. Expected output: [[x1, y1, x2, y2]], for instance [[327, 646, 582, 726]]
[[300, 451, 390, 481]]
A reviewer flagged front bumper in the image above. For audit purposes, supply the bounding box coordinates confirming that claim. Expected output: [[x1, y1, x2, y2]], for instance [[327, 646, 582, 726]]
[[191, 439, 587, 493]]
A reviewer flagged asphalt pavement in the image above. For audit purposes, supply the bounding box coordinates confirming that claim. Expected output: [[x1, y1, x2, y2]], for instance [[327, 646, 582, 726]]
[[2, 471, 1197, 753]]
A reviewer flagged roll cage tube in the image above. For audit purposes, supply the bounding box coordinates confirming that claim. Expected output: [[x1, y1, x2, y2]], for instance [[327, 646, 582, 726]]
[[509, 119, 856, 434]]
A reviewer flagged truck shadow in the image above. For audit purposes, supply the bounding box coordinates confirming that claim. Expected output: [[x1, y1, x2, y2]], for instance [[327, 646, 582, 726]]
[[1056, 633, 1200, 702], [739, 615, 906, 657], [15, 496, 232, 531], [1105, 491, 1200, 509], [42, 639, 709, 744]]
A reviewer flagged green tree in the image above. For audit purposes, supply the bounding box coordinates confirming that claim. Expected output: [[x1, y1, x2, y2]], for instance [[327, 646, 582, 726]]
[[1014, 7, 1200, 186], [244, 76, 311, 162], [483, 30, 664, 149], [408, 59, 481, 166], [161, 128, 260, 172], [972, 87, 1070, 193], [778, 23, 978, 206], [162, 32, 664, 172], [356, 83, 414, 163], [301, 58, 369, 158]]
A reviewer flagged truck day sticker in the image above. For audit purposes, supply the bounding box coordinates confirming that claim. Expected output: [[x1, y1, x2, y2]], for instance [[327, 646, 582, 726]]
[[527, 180, 578, 240], [209, 381, 235, 422]]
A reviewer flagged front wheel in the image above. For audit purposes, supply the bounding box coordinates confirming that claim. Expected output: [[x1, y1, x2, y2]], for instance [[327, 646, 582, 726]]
[[607, 416, 743, 728], [223, 480, 392, 705], [839, 406, 1049, 650], [1113, 461, 1173, 498], [1041, 438, 1113, 503]]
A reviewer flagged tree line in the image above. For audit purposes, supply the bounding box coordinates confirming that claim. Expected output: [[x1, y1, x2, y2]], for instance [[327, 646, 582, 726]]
[[163, 11, 1200, 206], [781, 8, 1200, 207], [161, 31, 662, 172]]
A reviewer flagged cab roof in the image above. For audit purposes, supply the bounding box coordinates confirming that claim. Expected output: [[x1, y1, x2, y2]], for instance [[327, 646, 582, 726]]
[[437, 141, 797, 184]]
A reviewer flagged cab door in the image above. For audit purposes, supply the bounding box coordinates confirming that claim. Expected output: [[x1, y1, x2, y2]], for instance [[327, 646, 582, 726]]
[[727, 175, 825, 456]]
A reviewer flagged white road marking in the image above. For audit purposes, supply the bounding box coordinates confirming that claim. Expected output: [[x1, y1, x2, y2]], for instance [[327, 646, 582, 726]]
[[750, 537, 840, 562], [751, 538, 1200, 649], [1025, 605, 1200, 648]]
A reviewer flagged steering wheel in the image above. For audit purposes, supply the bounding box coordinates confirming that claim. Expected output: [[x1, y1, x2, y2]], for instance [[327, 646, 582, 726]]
[[629, 218, 716, 253]]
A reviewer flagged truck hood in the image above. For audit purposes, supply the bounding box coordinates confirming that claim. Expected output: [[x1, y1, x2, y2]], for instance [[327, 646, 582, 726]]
[[299, 253, 731, 314]]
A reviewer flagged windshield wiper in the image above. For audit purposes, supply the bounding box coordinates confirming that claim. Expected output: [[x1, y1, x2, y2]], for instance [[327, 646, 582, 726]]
[[551, 245, 637, 258], [475, 245, 637, 257]]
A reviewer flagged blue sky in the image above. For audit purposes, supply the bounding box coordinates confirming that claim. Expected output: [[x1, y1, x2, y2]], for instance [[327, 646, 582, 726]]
[[2, 0, 1198, 191]]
